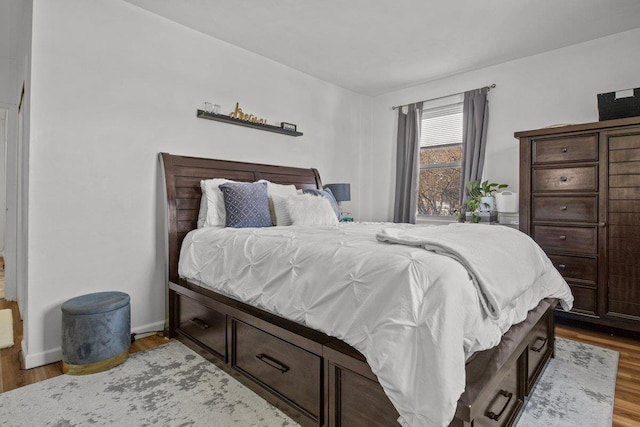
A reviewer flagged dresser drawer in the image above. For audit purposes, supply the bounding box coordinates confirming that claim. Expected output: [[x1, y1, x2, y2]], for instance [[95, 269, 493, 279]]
[[567, 284, 597, 315], [532, 134, 598, 164], [533, 225, 597, 253], [532, 166, 598, 193], [178, 295, 226, 360], [526, 318, 551, 394], [532, 196, 597, 222], [474, 357, 522, 427], [233, 320, 321, 419], [548, 254, 597, 283]]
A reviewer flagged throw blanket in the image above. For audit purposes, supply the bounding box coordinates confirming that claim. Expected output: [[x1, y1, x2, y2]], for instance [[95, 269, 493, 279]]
[[377, 223, 569, 319]]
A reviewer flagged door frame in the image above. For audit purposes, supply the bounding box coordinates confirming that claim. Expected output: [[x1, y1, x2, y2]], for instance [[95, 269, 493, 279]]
[[0, 101, 24, 318]]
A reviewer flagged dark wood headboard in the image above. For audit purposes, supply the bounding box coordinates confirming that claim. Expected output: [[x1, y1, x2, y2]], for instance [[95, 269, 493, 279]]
[[160, 153, 322, 283]]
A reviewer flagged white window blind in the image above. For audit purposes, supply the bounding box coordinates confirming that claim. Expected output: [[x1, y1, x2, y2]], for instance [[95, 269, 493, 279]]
[[420, 102, 463, 148]]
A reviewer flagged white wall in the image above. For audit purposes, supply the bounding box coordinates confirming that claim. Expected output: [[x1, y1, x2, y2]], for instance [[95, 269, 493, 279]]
[[26, 0, 369, 367], [367, 28, 640, 221]]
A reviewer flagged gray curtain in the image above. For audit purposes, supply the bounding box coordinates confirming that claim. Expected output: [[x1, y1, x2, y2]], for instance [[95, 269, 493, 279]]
[[460, 87, 489, 207], [393, 102, 423, 223]]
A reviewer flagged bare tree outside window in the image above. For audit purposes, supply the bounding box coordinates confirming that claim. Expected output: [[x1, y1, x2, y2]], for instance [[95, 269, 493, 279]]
[[418, 99, 463, 217], [418, 146, 462, 215]]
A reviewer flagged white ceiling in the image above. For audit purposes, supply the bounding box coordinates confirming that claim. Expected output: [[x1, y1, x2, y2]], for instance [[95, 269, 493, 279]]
[[128, 1, 640, 96]]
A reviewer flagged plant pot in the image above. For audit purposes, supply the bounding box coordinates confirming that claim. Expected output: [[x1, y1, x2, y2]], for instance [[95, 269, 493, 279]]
[[480, 196, 495, 212], [495, 191, 518, 213]]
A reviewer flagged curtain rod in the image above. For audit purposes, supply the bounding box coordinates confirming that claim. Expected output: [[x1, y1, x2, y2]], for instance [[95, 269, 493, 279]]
[[391, 84, 496, 110]]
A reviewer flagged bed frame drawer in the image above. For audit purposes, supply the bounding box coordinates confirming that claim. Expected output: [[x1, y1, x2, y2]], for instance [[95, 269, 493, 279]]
[[526, 313, 552, 394], [177, 295, 226, 360], [232, 319, 322, 420], [326, 358, 400, 427], [472, 358, 522, 427]]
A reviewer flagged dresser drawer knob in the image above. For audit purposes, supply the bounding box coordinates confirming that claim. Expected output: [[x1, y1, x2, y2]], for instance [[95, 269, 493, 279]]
[[561, 147, 568, 153], [559, 235, 567, 240], [558, 263, 566, 268], [560, 206, 567, 211], [560, 176, 568, 182]]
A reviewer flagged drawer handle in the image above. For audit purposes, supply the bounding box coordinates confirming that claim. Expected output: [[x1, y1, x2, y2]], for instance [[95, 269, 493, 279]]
[[560, 206, 567, 211], [190, 317, 209, 329], [558, 263, 566, 269], [561, 147, 568, 153], [531, 337, 548, 352], [559, 235, 567, 240], [486, 389, 513, 422], [256, 353, 290, 373], [560, 176, 568, 182]]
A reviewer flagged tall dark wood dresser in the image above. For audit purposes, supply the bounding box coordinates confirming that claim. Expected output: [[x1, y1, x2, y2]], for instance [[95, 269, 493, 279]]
[[516, 116, 640, 332]]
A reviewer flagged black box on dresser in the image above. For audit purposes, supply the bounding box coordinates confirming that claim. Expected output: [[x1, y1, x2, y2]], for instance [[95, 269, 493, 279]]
[[597, 88, 640, 121]]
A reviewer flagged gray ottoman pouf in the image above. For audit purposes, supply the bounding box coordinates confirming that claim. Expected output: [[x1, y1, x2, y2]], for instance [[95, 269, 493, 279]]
[[61, 291, 131, 375]]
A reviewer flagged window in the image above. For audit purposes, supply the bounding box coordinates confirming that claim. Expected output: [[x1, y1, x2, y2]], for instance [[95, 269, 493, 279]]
[[418, 96, 463, 217]]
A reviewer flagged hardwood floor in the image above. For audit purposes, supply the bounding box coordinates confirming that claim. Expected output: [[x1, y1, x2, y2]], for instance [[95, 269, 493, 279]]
[[1, 299, 638, 426], [0, 299, 169, 393], [556, 323, 640, 427]]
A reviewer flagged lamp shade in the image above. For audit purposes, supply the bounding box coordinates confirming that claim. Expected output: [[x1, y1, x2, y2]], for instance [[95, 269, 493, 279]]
[[323, 183, 350, 202]]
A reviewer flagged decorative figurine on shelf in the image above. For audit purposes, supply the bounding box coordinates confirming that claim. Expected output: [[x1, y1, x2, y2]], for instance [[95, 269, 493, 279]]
[[280, 122, 297, 132], [229, 102, 267, 125]]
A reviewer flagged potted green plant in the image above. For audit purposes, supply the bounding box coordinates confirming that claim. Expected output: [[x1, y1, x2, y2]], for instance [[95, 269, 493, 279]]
[[464, 180, 508, 223]]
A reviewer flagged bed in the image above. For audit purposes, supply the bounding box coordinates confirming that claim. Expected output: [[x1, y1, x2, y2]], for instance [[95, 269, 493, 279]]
[[160, 152, 572, 427]]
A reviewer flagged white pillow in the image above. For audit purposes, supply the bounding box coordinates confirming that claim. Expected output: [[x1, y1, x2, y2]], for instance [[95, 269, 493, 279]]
[[287, 194, 339, 226], [258, 180, 298, 226], [271, 194, 294, 226], [196, 195, 208, 228], [199, 178, 232, 227], [258, 179, 298, 198]]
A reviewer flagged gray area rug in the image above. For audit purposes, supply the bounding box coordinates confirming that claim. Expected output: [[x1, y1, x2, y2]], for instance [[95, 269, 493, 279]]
[[0, 338, 617, 427], [516, 337, 618, 427], [0, 341, 298, 427]]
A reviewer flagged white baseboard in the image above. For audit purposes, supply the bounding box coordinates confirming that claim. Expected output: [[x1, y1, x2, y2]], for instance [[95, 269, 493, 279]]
[[131, 320, 166, 339], [22, 340, 62, 370], [21, 320, 167, 369]]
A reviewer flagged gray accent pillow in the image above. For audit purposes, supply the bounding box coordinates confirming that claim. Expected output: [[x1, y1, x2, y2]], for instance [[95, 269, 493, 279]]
[[302, 188, 342, 221], [219, 181, 272, 228]]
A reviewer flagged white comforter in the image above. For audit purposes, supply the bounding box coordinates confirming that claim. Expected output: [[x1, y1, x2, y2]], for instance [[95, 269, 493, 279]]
[[178, 223, 573, 427]]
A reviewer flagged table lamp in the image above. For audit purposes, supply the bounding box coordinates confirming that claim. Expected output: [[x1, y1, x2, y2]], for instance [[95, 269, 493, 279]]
[[323, 183, 352, 221]]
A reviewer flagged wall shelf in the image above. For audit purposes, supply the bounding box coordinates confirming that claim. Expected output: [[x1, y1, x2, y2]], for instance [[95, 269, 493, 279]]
[[197, 110, 303, 137]]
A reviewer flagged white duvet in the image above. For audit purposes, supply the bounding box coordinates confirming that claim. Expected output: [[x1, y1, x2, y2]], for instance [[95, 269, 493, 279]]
[[179, 223, 573, 427]]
